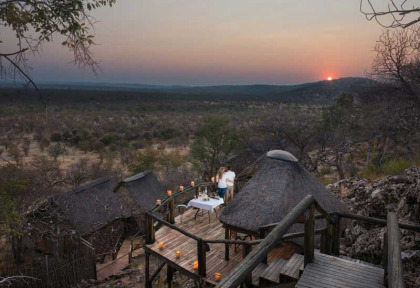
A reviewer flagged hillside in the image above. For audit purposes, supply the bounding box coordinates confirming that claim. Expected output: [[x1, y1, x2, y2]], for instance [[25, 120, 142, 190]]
[[0, 77, 373, 106]]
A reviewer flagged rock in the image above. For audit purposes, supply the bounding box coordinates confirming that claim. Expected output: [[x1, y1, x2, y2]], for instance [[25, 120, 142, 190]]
[[401, 250, 420, 260]]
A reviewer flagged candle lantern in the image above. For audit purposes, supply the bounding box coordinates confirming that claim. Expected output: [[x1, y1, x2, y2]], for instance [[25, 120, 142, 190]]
[[215, 273, 221, 281], [193, 261, 198, 270], [179, 185, 184, 191], [158, 241, 164, 250], [211, 176, 215, 182], [167, 190, 172, 196], [191, 181, 195, 187], [176, 251, 181, 258], [156, 199, 161, 205]]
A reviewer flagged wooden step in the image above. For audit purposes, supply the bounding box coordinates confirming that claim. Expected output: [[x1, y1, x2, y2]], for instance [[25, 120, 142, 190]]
[[252, 262, 268, 287], [296, 252, 385, 288], [279, 253, 304, 281], [259, 258, 288, 285]]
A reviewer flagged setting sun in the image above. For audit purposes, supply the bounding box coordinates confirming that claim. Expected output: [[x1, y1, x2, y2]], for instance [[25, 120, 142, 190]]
[[327, 76, 333, 81]]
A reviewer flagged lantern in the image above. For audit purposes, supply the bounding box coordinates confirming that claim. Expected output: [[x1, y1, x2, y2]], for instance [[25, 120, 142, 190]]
[[191, 181, 195, 187], [158, 242, 164, 250], [176, 251, 181, 258], [215, 273, 221, 281], [156, 199, 161, 205], [211, 177, 215, 182], [167, 190, 172, 196], [179, 185, 184, 191], [193, 261, 198, 270]]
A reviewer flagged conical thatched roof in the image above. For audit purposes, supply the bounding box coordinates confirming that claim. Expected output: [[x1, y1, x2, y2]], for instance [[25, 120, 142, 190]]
[[115, 171, 166, 212], [219, 150, 348, 235], [54, 177, 130, 235]]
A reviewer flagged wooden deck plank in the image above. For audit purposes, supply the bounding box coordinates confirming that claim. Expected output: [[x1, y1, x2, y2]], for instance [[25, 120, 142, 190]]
[[297, 253, 385, 288]]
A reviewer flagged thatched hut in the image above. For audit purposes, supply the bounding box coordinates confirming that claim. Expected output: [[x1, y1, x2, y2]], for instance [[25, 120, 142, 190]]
[[114, 171, 167, 233], [32, 177, 133, 254], [219, 150, 348, 244]]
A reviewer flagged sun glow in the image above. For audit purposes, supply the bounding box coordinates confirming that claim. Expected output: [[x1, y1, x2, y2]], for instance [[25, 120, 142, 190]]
[[327, 76, 333, 81]]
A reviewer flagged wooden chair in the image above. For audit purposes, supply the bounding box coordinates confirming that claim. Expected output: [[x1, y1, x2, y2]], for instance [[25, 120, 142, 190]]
[[176, 204, 187, 222], [230, 231, 253, 251]]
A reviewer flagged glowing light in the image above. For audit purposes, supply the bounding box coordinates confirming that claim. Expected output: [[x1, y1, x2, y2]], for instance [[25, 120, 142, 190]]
[[327, 76, 333, 81]]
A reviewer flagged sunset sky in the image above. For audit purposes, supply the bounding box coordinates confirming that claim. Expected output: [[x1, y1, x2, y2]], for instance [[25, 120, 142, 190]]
[[5, 1, 384, 85]]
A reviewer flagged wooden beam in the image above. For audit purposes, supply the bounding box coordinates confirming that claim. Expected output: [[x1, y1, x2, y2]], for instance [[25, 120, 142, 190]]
[[197, 239, 207, 277], [387, 212, 405, 288], [168, 198, 175, 224], [167, 265, 174, 288], [145, 251, 151, 288]]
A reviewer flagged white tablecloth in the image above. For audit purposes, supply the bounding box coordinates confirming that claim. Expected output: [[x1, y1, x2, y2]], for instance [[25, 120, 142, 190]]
[[187, 196, 224, 211]]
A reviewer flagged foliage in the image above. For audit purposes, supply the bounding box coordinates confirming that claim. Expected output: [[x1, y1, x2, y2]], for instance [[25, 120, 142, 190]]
[[191, 115, 244, 179], [0, 179, 27, 235], [0, 0, 117, 75], [129, 149, 159, 174], [360, 157, 416, 179]]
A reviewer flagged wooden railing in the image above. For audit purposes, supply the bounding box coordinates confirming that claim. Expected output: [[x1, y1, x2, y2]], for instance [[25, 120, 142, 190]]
[[145, 182, 419, 288]]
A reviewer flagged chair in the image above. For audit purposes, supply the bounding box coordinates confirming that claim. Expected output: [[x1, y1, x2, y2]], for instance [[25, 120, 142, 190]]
[[230, 231, 253, 251], [176, 204, 187, 222]]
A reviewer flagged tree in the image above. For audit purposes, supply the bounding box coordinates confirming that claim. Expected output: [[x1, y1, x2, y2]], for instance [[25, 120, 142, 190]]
[[48, 143, 65, 162], [65, 158, 90, 188], [191, 115, 244, 179], [361, 0, 420, 28], [0, 0, 116, 90], [369, 26, 420, 104]]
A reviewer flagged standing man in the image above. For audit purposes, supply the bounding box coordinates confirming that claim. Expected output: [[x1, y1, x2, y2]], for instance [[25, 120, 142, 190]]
[[225, 166, 236, 204]]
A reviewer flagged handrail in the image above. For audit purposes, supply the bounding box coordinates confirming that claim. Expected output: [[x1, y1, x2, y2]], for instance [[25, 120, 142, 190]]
[[386, 211, 405, 288], [215, 195, 316, 288], [335, 212, 420, 232], [145, 211, 202, 241], [259, 214, 326, 231]]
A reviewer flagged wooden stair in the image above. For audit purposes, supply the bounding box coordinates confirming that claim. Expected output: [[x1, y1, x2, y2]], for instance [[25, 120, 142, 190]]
[[253, 253, 304, 287], [296, 252, 385, 288]]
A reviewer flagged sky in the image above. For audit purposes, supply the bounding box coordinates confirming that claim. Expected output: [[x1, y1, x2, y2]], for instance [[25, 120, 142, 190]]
[[4, 0, 384, 85]]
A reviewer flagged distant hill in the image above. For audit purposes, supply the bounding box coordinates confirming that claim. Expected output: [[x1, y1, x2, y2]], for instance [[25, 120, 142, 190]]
[[0, 77, 374, 105]]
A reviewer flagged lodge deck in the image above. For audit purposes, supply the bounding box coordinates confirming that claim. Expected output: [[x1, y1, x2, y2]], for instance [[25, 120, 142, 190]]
[[144, 206, 303, 284]]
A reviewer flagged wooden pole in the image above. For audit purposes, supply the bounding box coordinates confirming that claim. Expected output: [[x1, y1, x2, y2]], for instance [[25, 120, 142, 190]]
[[145, 252, 151, 288], [242, 244, 253, 287], [331, 214, 341, 256], [387, 211, 405, 288], [167, 265, 174, 288], [304, 204, 315, 267], [225, 228, 230, 261], [146, 214, 155, 244], [168, 198, 175, 224], [259, 229, 268, 264], [197, 239, 207, 277]]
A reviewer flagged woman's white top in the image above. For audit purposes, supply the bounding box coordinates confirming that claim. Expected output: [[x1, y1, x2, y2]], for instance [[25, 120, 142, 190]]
[[216, 172, 229, 189]]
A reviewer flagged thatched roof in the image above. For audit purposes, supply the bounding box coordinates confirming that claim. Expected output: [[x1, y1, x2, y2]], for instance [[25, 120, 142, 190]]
[[219, 150, 349, 235], [115, 171, 166, 211], [54, 177, 130, 235]]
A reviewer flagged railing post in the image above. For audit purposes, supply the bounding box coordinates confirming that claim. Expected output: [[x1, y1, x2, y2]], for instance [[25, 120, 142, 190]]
[[387, 211, 404, 288], [167, 265, 174, 288], [242, 243, 253, 287], [145, 214, 155, 244], [197, 239, 207, 277], [167, 197, 175, 224], [259, 229, 268, 264], [225, 227, 230, 261], [331, 214, 341, 256], [145, 251, 152, 288], [304, 204, 315, 267], [320, 229, 327, 254], [129, 243, 133, 264], [383, 231, 388, 286]]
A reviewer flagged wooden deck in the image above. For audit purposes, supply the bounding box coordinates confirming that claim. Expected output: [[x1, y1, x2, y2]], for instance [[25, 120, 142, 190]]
[[296, 252, 385, 288], [145, 207, 302, 284], [97, 239, 143, 280]]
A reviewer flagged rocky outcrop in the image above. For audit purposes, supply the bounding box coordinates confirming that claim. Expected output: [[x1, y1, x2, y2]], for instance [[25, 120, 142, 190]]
[[327, 167, 420, 287]]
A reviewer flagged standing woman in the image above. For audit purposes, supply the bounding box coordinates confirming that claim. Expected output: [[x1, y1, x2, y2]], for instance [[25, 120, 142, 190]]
[[216, 167, 228, 202]]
